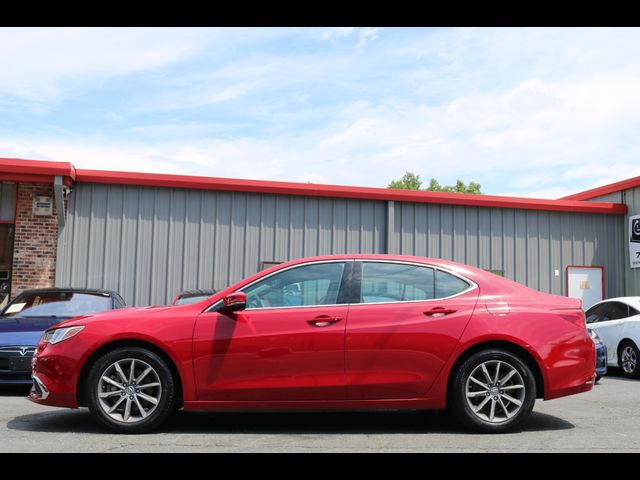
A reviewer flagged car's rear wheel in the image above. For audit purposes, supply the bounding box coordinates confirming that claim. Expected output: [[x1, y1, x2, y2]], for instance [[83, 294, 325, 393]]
[[86, 346, 176, 433], [619, 341, 640, 379], [451, 349, 536, 433]]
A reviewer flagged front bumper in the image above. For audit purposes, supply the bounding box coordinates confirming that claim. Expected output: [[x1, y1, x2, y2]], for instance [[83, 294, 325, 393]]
[[28, 342, 80, 408], [0, 348, 36, 385]]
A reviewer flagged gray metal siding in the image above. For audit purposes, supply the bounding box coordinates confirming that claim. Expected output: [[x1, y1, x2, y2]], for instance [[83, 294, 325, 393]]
[[0, 183, 16, 222], [57, 182, 626, 306], [591, 187, 640, 296], [625, 187, 640, 295], [389, 201, 623, 298], [57, 183, 387, 306]]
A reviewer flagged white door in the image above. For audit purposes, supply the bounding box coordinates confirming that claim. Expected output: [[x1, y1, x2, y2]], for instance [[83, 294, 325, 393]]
[[586, 301, 628, 365], [567, 266, 603, 310]]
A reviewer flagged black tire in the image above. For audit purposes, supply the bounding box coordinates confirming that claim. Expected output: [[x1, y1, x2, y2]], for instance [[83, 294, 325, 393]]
[[618, 341, 640, 379], [450, 349, 536, 433], [85, 346, 177, 434]]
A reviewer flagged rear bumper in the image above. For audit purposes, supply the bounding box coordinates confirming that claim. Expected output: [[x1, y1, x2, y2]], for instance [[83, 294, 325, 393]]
[[595, 343, 608, 376], [541, 330, 596, 400]]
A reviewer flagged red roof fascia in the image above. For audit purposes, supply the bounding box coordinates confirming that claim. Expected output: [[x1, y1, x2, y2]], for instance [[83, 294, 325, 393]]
[[561, 175, 640, 201], [76, 168, 627, 215], [0, 158, 76, 186], [0, 157, 628, 215]]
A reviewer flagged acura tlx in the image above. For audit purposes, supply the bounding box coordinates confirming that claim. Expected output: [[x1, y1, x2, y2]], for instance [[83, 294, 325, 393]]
[[29, 254, 595, 434]]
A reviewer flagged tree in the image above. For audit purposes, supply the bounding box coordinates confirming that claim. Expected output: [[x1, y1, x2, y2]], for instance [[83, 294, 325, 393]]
[[387, 172, 423, 190], [388, 171, 482, 194]]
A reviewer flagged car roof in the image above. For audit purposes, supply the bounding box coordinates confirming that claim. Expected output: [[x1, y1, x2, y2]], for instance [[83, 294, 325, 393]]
[[590, 297, 640, 309]]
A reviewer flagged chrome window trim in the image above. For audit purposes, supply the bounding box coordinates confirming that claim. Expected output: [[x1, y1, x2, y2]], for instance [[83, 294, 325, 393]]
[[353, 259, 478, 306], [204, 260, 352, 313], [204, 258, 478, 313]]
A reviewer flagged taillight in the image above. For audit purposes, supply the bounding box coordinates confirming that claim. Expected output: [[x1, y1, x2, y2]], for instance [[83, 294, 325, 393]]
[[551, 308, 586, 328]]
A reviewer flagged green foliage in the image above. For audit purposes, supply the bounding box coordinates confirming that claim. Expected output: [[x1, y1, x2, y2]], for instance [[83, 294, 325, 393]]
[[388, 171, 482, 194], [387, 172, 423, 190]]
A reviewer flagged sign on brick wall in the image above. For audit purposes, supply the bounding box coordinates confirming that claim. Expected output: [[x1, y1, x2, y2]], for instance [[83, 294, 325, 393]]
[[32, 196, 53, 216]]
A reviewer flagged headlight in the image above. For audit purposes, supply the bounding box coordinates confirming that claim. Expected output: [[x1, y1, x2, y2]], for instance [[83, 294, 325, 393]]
[[588, 328, 601, 344], [42, 326, 85, 345]]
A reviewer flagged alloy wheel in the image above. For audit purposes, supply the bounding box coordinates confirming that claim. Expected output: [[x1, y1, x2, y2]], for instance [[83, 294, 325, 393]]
[[465, 360, 526, 424], [621, 346, 637, 374], [97, 358, 162, 423]]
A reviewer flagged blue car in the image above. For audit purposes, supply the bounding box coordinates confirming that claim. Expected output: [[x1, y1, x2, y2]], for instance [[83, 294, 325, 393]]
[[0, 288, 125, 385], [588, 328, 608, 382]]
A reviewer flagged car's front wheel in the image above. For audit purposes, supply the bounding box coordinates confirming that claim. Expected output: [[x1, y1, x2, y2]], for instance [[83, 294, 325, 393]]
[[86, 346, 177, 433], [450, 349, 536, 433], [619, 341, 640, 379]]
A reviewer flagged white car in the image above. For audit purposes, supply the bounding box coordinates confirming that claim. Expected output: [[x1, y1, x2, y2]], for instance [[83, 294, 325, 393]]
[[585, 297, 640, 378]]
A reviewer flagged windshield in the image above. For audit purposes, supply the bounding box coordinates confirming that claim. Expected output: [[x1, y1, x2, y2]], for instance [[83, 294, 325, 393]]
[[174, 295, 210, 305], [2, 291, 112, 318]]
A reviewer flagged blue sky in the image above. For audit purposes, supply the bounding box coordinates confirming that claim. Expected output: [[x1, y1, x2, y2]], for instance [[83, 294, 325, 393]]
[[1, 27, 640, 198]]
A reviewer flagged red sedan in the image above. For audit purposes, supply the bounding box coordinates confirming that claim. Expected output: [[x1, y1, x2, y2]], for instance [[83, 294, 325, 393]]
[[29, 254, 595, 433]]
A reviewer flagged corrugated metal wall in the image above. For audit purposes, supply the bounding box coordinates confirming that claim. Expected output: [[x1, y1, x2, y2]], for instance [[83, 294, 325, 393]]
[[388, 201, 624, 298], [56, 183, 387, 306], [0, 183, 16, 222], [56, 182, 625, 306], [591, 187, 640, 296], [624, 187, 640, 295]]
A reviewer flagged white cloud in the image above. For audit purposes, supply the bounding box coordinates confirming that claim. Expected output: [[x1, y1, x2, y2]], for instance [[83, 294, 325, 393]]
[[356, 28, 380, 53], [0, 28, 207, 102], [2, 27, 640, 200], [321, 27, 355, 40]]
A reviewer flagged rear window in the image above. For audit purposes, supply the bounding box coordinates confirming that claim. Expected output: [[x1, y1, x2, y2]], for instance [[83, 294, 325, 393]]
[[2, 291, 112, 318]]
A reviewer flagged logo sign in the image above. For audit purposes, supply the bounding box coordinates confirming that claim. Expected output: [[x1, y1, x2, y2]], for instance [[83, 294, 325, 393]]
[[630, 215, 640, 269]]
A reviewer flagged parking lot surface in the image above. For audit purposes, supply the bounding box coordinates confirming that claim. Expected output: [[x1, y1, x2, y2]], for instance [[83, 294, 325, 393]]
[[0, 370, 638, 452]]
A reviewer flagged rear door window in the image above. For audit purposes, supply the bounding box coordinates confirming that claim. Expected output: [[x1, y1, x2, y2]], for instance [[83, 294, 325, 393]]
[[360, 262, 435, 303], [599, 302, 630, 322]]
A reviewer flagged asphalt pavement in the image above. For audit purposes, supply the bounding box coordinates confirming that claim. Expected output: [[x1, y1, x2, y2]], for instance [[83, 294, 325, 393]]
[[0, 370, 637, 452]]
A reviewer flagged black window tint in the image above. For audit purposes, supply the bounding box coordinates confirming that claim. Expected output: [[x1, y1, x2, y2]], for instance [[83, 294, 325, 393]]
[[435, 270, 470, 298], [585, 304, 605, 324], [360, 262, 434, 303], [630, 306, 640, 317], [601, 302, 629, 321], [243, 262, 346, 309]]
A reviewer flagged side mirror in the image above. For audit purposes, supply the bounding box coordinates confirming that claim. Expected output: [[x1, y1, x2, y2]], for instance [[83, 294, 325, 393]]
[[220, 292, 246, 313]]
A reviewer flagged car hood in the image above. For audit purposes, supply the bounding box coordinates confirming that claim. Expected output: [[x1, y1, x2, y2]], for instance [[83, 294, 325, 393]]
[[0, 315, 72, 347], [59, 305, 176, 327]]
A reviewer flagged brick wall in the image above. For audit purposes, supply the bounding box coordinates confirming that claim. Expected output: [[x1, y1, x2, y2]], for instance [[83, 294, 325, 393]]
[[11, 184, 59, 298]]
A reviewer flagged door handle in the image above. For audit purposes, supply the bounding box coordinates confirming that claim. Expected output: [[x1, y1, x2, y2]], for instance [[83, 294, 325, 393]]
[[307, 315, 342, 327], [424, 307, 457, 317]]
